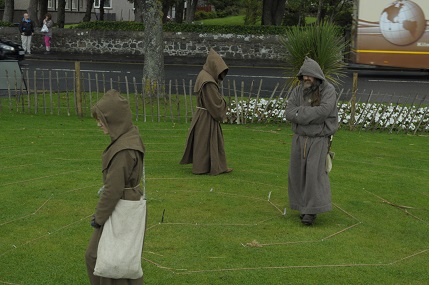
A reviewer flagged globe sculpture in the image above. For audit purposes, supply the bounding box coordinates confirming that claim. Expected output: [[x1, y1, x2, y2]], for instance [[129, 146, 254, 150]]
[[379, 0, 426, 45]]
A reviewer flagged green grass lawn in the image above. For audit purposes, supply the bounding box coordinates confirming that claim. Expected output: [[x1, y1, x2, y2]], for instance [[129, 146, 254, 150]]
[[0, 112, 428, 284], [196, 15, 316, 26], [197, 15, 250, 25]]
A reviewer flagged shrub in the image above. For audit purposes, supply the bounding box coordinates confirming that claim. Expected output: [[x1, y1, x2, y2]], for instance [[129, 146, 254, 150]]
[[280, 21, 348, 90], [71, 21, 287, 35], [194, 11, 217, 21], [0, 21, 14, 27], [72, 21, 145, 31]]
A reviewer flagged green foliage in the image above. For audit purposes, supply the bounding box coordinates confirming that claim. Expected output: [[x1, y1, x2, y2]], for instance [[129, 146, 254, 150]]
[[71, 21, 146, 31], [164, 23, 283, 34], [0, 21, 14, 27], [243, 0, 262, 26], [196, 15, 249, 26], [282, 0, 353, 28], [208, 0, 241, 17], [280, 21, 349, 89], [194, 11, 218, 21], [71, 20, 285, 35]]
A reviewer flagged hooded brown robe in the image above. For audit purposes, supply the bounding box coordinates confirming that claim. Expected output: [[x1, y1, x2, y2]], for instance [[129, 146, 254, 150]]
[[85, 90, 146, 285], [285, 57, 339, 215], [179, 49, 230, 175]]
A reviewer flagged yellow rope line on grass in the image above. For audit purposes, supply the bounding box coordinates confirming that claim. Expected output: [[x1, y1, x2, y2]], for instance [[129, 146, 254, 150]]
[[365, 190, 428, 223], [254, 203, 362, 247], [0, 280, 21, 285], [0, 214, 92, 258], [0, 170, 81, 187], [143, 248, 429, 274], [0, 196, 53, 226]]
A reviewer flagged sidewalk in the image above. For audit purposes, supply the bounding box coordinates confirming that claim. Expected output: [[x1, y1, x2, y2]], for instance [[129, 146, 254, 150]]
[[25, 51, 285, 67]]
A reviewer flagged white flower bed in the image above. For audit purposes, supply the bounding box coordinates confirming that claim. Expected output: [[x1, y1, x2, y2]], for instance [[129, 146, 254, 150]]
[[227, 99, 429, 132], [337, 102, 429, 131]]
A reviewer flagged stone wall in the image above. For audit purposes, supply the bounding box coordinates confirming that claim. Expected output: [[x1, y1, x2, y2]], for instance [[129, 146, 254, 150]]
[[0, 27, 286, 66]]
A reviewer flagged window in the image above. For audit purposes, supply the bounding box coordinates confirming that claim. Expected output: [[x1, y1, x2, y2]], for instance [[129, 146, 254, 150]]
[[94, 0, 112, 9], [64, 0, 78, 10]]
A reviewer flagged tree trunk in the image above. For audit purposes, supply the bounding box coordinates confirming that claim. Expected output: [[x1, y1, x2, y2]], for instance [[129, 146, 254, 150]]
[[39, 0, 48, 26], [316, 0, 323, 25], [175, 0, 184, 23], [134, 0, 143, 22], [99, 0, 105, 21], [185, 0, 197, 23], [273, 0, 286, 25], [262, 0, 273, 25], [162, 0, 171, 23], [2, 0, 14, 22], [262, 0, 286, 26], [329, 0, 344, 23], [83, 0, 95, 22], [57, 0, 66, 28], [27, 0, 40, 27], [142, 0, 165, 96]]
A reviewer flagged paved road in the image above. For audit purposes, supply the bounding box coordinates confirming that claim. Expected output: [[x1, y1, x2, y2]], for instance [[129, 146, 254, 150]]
[[16, 57, 429, 104]]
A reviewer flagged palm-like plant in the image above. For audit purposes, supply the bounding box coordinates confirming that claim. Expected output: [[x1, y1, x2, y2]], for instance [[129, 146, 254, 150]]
[[280, 21, 349, 90]]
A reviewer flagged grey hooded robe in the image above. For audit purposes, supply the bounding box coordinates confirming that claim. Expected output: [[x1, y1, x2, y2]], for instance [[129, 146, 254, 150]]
[[85, 90, 146, 285], [285, 57, 339, 214], [180, 49, 230, 175]]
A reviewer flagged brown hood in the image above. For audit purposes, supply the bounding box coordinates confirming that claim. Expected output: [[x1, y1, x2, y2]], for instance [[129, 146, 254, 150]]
[[194, 48, 228, 93], [92, 89, 145, 170]]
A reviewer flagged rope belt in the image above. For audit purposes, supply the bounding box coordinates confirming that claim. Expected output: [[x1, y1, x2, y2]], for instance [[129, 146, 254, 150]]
[[124, 184, 144, 196], [196, 106, 207, 111], [124, 185, 140, 190], [303, 137, 309, 159], [302, 135, 332, 159]]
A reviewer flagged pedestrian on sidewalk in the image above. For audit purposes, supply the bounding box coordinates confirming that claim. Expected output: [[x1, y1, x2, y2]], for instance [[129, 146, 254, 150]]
[[18, 12, 35, 55], [42, 13, 53, 54], [285, 56, 339, 226]]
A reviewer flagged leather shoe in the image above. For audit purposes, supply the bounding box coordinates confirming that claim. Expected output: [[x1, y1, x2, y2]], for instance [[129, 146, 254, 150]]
[[301, 214, 317, 225]]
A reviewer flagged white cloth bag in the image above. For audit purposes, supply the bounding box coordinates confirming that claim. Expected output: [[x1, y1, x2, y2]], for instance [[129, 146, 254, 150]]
[[94, 197, 147, 279], [326, 151, 335, 173], [41, 24, 49, 33]]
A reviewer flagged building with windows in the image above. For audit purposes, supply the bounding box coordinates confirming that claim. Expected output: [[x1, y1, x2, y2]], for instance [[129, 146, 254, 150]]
[[11, 0, 135, 24]]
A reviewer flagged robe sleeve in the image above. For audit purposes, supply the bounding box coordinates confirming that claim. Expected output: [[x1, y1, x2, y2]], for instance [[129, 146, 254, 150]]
[[296, 85, 336, 125], [94, 150, 137, 225], [285, 88, 301, 123], [286, 85, 336, 126], [201, 82, 227, 122]]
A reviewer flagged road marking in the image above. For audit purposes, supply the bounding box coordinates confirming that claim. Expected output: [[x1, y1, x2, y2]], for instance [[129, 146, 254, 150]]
[[368, 79, 429, 84], [189, 73, 291, 79], [22, 68, 122, 73]]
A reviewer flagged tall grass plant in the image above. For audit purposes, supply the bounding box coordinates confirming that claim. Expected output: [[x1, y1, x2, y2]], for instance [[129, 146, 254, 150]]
[[281, 21, 348, 89]]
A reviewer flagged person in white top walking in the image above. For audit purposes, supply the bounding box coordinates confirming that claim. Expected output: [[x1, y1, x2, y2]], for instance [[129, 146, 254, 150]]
[[42, 13, 54, 54]]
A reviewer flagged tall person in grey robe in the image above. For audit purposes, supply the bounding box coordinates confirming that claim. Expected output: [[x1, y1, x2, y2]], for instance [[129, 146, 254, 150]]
[[180, 48, 233, 175], [285, 57, 339, 225]]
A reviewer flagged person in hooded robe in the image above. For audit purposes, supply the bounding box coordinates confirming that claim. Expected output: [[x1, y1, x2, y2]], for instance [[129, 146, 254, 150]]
[[180, 48, 233, 175], [285, 57, 339, 226], [85, 89, 146, 285]]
